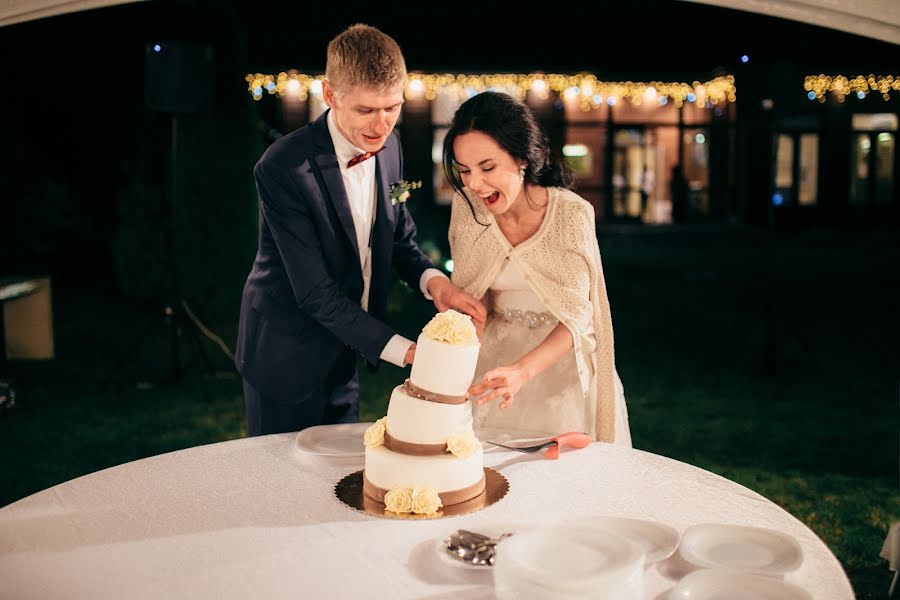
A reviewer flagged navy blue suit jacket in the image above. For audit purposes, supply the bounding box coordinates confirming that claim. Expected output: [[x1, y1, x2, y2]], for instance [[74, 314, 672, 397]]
[[235, 111, 433, 402]]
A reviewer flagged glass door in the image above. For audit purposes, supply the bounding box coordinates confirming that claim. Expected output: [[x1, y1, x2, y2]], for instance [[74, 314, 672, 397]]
[[850, 131, 895, 207], [773, 132, 819, 207], [612, 127, 664, 222]]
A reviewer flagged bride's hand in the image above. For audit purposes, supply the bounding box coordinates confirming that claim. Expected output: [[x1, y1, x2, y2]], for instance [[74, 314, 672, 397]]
[[467, 364, 530, 409], [474, 318, 485, 341]]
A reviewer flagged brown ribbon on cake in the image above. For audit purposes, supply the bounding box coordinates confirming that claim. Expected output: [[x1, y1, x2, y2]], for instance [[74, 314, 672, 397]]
[[383, 431, 449, 456], [402, 379, 468, 405], [363, 473, 487, 506]]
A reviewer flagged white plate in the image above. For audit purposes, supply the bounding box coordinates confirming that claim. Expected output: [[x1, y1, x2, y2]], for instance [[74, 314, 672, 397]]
[[669, 569, 813, 600], [679, 524, 804, 575], [561, 516, 680, 564], [294, 422, 370, 459], [496, 526, 644, 597]]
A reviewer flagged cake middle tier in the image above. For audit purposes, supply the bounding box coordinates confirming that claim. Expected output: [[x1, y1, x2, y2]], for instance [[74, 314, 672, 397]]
[[409, 334, 479, 397], [386, 384, 474, 445], [364, 445, 485, 497]]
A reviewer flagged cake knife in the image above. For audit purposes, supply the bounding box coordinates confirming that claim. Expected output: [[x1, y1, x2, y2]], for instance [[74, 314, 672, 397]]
[[484, 432, 591, 459]]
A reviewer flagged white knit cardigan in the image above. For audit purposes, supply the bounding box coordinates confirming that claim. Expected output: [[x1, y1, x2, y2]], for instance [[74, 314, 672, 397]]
[[448, 186, 626, 443]]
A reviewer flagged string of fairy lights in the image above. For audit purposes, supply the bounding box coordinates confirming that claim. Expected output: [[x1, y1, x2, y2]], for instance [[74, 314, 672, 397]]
[[804, 74, 899, 102], [244, 72, 900, 107], [244, 72, 737, 109]]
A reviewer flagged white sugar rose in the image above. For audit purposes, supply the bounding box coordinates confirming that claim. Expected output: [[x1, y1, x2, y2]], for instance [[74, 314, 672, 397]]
[[384, 487, 413, 513], [410, 487, 442, 515], [446, 432, 482, 459], [363, 418, 386, 448], [422, 309, 479, 346]]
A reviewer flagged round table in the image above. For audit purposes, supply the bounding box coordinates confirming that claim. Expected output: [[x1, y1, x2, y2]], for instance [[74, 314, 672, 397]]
[[0, 432, 854, 599]]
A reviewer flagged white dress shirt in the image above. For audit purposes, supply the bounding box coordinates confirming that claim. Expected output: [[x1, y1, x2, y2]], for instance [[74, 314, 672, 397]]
[[326, 112, 447, 367]]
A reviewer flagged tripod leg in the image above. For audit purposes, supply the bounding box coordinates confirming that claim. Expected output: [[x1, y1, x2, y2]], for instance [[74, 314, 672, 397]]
[[101, 312, 162, 391], [187, 315, 215, 376]]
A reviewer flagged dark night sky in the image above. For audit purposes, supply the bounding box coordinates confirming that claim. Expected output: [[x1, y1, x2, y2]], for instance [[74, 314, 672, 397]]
[[2, 0, 897, 283], [3, 0, 899, 76]]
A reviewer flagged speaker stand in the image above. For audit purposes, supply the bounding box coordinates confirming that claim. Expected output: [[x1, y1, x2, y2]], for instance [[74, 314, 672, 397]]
[[101, 115, 215, 392]]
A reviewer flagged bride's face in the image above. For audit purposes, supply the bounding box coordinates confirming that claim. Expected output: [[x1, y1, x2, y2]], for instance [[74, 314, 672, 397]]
[[452, 131, 524, 217]]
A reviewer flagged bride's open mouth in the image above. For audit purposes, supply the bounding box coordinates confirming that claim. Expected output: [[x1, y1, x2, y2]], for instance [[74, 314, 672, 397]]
[[482, 191, 500, 205]]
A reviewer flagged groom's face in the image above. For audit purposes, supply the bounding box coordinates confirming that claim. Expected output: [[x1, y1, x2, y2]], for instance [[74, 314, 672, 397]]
[[324, 81, 405, 152]]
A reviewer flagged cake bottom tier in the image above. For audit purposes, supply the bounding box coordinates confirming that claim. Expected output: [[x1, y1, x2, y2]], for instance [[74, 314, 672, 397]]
[[364, 445, 485, 505]]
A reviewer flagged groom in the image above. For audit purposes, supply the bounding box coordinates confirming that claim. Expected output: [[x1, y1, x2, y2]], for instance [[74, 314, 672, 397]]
[[235, 24, 485, 436]]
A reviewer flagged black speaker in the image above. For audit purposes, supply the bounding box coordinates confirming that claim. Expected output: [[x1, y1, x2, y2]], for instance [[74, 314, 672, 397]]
[[144, 41, 214, 113]]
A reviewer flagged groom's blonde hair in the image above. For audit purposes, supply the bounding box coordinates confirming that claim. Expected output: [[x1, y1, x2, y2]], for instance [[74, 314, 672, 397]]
[[326, 24, 407, 94]]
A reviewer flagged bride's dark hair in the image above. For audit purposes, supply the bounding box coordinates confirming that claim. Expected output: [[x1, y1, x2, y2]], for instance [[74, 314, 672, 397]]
[[442, 91, 574, 222]]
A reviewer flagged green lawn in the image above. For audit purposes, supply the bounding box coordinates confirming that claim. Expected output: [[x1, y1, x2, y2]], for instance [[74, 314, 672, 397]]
[[1, 225, 897, 598]]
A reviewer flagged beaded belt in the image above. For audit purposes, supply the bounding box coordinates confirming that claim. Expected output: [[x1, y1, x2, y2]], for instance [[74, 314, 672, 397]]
[[493, 308, 557, 329]]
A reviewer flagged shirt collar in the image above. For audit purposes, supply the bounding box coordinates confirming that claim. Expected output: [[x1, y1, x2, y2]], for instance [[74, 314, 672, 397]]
[[326, 109, 366, 169]]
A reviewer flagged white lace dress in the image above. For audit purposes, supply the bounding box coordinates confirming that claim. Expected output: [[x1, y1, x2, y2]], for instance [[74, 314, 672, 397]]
[[472, 259, 599, 437], [451, 186, 631, 445]]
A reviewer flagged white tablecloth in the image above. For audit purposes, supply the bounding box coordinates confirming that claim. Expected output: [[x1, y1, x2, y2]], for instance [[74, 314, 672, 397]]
[[0, 434, 854, 599]]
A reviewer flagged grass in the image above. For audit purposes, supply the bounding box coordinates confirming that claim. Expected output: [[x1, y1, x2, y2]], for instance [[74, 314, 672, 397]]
[[1, 225, 897, 598]]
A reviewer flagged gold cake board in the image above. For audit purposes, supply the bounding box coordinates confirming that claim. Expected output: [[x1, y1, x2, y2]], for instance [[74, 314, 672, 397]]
[[335, 467, 508, 520]]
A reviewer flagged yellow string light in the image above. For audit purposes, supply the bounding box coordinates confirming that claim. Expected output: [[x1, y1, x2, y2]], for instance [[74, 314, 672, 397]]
[[804, 74, 899, 102], [245, 71, 737, 108]]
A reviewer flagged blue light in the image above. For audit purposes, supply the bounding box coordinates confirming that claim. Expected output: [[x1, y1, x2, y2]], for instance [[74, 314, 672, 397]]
[[687, 93, 696, 103], [659, 96, 668, 105], [772, 193, 784, 206], [252, 86, 263, 96], [741, 54, 749, 63], [265, 81, 276, 92], [607, 97, 617, 106], [807, 91, 816, 100], [153, 44, 161, 52], [856, 91, 866, 99]]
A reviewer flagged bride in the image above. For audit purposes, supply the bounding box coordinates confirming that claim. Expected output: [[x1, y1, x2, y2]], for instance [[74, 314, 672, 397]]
[[442, 91, 631, 446]]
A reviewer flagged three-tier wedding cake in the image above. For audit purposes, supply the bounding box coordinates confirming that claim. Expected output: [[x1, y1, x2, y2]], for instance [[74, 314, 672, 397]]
[[362, 310, 484, 515]]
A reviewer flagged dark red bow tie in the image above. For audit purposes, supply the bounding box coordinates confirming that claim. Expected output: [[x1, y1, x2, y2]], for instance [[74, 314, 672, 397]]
[[347, 147, 385, 168]]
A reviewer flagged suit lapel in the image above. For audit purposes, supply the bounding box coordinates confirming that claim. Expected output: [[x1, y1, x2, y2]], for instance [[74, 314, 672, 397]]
[[368, 142, 399, 317], [373, 152, 397, 253], [310, 114, 360, 263]]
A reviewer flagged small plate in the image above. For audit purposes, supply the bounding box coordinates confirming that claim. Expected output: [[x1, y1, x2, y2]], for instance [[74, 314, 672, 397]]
[[679, 524, 804, 575], [435, 523, 525, 571], [669, 569, 813, 600], [294, 422, 370, 460], [561, 516, 680, 564]]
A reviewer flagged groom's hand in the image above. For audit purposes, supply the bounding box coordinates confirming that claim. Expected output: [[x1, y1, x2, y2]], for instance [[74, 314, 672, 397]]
[[403, 343, 416, 367], [427, 278, 487, 328]]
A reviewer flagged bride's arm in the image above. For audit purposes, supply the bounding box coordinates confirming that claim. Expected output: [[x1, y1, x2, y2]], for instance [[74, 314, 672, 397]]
[[468, 323, 572, 409], [475, 292, 492, 339]]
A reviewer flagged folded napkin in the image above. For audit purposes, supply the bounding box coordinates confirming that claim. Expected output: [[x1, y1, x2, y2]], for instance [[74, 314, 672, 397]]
[[881, 522, 900, 597], [881, 522, 900, 571]]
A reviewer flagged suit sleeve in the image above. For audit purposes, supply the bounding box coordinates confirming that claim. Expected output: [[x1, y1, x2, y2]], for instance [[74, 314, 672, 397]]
[[255, 159, 394, 365]]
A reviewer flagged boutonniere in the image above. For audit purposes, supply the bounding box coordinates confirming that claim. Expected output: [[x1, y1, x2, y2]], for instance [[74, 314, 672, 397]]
[[389, 180, 422, 205]]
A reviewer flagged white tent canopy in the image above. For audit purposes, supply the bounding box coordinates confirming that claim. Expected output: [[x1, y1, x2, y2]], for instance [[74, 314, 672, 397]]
[[680, 0, 900, 45], [2, 0, 898, 45], [0, 0, 143, 28]]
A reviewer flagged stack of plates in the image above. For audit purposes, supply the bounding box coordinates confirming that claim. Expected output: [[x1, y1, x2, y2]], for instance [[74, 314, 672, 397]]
[[670, 569, 812, 599], [493, 526, 645, 600], [436, 519, 810, 599], [671, 523, 807, 599]]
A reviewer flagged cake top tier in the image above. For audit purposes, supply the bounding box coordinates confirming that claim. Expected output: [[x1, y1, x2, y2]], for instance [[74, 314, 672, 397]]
[[422, 309, 479, 346]]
